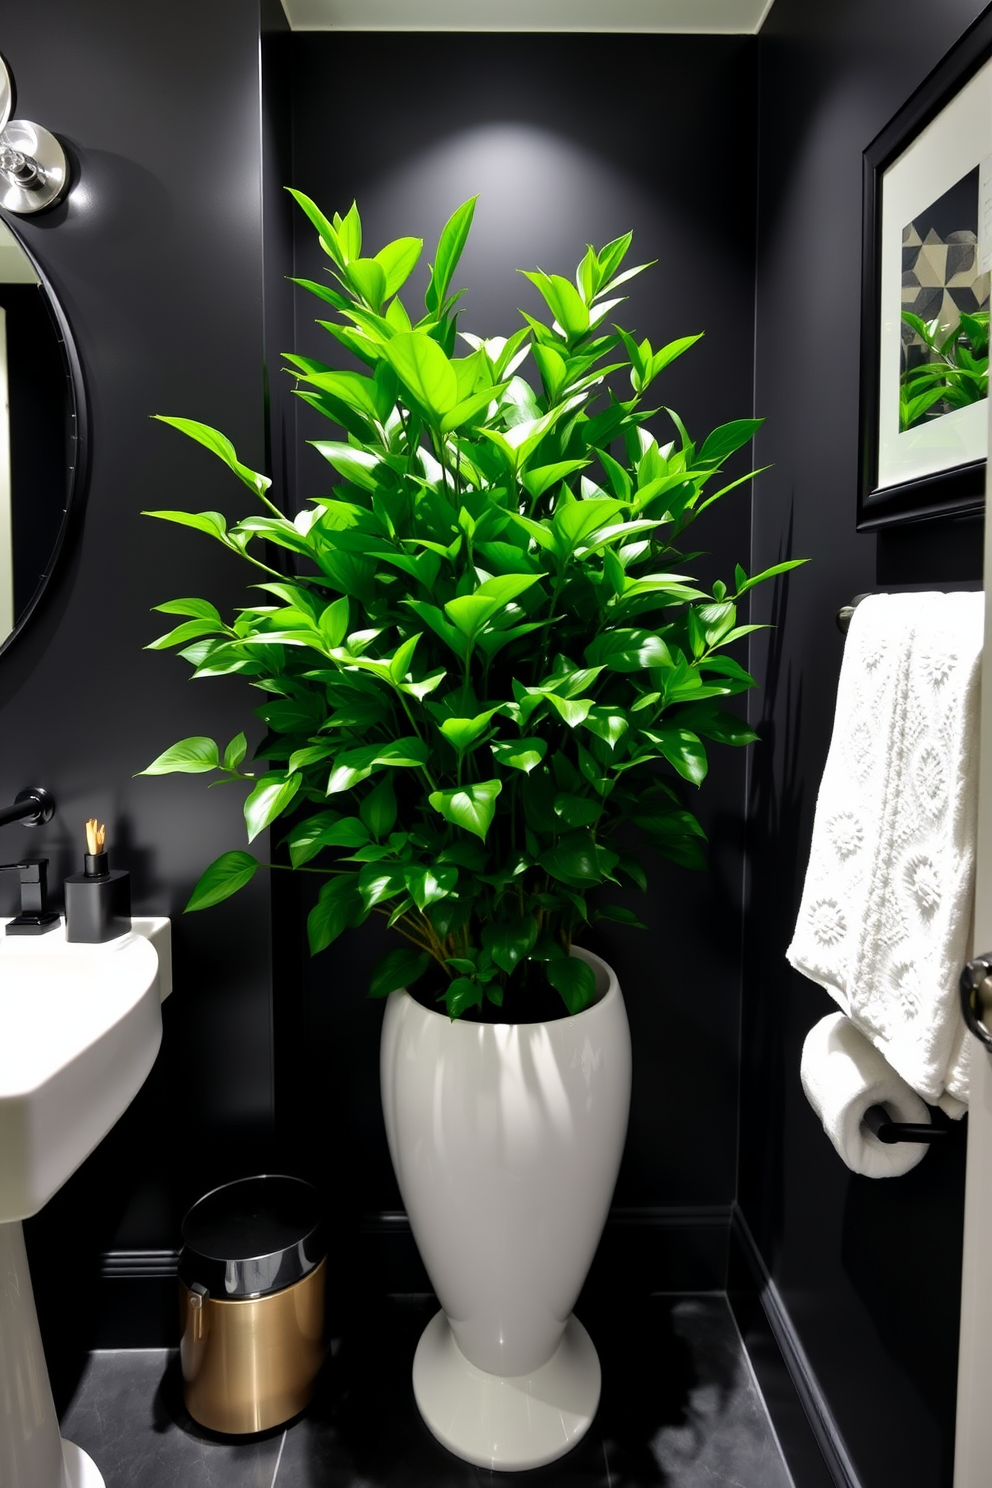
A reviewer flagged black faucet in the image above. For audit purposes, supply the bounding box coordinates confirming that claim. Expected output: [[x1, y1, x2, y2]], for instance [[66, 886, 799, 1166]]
[[0, 787, 59, 935], [1, 859, 60, 934]]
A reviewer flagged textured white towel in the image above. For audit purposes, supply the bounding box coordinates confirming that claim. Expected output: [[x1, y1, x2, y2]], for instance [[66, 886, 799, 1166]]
[[787, 591, 982, 1110], [801, 1013, 931, 1177]]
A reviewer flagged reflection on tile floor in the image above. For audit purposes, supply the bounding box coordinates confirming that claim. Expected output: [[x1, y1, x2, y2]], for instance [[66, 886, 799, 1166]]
[[59, 1294, 794, 1488]]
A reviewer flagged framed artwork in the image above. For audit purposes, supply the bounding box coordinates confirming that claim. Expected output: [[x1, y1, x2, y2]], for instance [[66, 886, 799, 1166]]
[[859, 11, 992, 529]]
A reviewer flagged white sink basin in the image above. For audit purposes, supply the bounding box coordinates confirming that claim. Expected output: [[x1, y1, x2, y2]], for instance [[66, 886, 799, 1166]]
[[0, 914, 171, 1488], [0, 916, 171, 1225]]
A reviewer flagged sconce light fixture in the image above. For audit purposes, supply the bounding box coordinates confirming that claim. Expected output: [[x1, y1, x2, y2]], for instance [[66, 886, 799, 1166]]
[[0, 56, 69, 214]]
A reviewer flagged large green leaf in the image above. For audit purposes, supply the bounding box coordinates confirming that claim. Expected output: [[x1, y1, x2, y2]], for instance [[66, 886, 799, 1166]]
[[185, 851, 259, 911], [152, 417, 272, 500], [404, 600, 464, 658], [676, 702, 758, 747], [139, 736, 219, 775], [440, 384, 505, 434], [287, 188, 346, 267], [426, 196, 477, 314], [551, 497, 625, 556], [368, 946, 431, 999], [531, 343, 567, 402], [698, 655, 756, 691], [643, 726, 708, 786], [319, 817, 372, 849], [482, 917, 538, 974], [326, 737, 429, 793], [429, 780, 502, 841], [635, 807, 708, 870], [310, 441, 386, 491], [586, 629, 673, 672], [223, 733, 248, 770], [490, 737, 547, 773], [441, 976, 483, 1019], [142, 509, 233, 544], [542, 692, 593, 728], [308, 874, 363, 954], [335, 201, 363, 260], [357, 864, 407, 910], [546, 956, 597, 1014], [440, 710, 501, 752], [285, 811, 342, 868], [383, 331, 458, 418], [581, 707, 627, 749], [374, 236, 423, 298], [244, 772, 302, 842], [347, 257, 387, 310], [698, 418, 763, 465], [520, 271, 590, 337], [296, 368, 382, 423], [554, 793, 601, 828], [732, 558, 807, 595], [444, 574, 541, 641], [645, 333, 703, 385], [153, 597, 224, 624], [539, 831, 617, 885], [360, 776, 398, 839], [404, 864, 458, 911]]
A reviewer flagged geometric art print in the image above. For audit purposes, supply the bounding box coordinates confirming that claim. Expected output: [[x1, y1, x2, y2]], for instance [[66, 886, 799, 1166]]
[[902, 166, 990, 389]]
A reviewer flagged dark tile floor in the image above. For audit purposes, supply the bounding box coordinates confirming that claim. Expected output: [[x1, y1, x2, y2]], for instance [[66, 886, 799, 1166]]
[[59, 1293, 794, 1487]]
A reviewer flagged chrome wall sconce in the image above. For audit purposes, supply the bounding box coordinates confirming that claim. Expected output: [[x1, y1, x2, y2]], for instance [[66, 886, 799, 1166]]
[[0, 56, 69, 214]]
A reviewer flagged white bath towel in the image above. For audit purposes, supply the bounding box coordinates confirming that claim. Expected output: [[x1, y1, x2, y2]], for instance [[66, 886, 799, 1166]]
[[801, 1013, 931, 1178], [787, 590, 982, 1111]]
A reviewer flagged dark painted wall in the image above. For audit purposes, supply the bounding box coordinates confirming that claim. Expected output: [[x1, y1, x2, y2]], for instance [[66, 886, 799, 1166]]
[[0, 0, 277, 1398], [277, 33, 760, 1229], [742, 4, 987, 1486]]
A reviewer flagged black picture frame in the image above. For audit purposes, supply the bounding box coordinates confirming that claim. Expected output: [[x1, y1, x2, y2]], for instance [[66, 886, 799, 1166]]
[[858, 7, 992, 530]]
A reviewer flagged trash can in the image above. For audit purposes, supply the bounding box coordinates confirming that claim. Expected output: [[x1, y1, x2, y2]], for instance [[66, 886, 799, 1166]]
[[178, 1174, 326, 1434]]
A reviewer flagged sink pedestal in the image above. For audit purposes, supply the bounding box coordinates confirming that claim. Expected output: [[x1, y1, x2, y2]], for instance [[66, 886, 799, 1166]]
[[1, 1219, 104, 1488]]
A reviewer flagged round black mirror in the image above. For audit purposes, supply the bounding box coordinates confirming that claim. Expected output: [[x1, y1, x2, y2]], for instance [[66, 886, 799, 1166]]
[[0, 211, 85, 657]]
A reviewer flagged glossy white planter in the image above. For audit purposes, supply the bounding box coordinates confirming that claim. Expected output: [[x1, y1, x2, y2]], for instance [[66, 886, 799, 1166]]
[[380, 946, 631, 1471]]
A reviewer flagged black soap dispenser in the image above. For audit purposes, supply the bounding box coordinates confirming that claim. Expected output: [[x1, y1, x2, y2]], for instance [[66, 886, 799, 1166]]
[[64, 818, 132, 943]]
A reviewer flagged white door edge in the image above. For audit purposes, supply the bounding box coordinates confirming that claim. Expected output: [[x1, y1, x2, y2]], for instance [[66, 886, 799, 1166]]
[[951, 375, 992, 1488]]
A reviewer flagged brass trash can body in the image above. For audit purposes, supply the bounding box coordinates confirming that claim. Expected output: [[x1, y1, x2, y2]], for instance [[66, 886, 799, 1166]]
[[178, 1175, 326, 1434]]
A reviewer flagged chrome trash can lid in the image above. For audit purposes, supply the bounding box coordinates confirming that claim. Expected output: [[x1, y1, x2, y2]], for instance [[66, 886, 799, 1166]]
[[178, 1174, 325, 1299]]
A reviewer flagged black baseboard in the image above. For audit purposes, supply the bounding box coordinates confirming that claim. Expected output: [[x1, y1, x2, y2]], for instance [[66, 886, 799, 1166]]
[[95, 1204, 732, 1348], [97, 1250, 182, 1348], [588, 1204, 731, 1294], [728, 1206, 863, 1488]]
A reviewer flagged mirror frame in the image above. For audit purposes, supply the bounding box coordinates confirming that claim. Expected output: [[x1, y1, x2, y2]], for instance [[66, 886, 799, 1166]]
[[0, 209, 87, 659]]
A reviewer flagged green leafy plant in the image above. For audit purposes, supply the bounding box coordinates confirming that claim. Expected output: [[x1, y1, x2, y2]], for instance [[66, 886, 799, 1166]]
[[900, 308, 989, 431], [141, 193, 801, 1020]]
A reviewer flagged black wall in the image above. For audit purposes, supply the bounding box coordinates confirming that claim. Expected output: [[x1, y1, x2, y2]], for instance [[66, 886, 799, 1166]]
[[276, 32, 760, 1242], [741, 4, 987, 1487], [0, 0, 278, 1396]]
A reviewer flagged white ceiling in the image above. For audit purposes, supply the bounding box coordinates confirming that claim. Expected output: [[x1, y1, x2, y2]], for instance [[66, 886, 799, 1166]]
[[279, 0, 775, 34]]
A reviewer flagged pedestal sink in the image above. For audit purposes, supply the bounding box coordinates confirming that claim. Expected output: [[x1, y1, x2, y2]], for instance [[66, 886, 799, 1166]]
[[0, 916, 171, 1488]]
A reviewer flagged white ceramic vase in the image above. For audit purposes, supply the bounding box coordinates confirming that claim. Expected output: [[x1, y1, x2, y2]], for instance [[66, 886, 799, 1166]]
[[380, 945, 631, 1471]]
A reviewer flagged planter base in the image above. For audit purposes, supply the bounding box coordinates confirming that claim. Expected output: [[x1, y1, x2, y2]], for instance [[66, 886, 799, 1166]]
[[63, 1441, 105, 1487], [412, 1310, 601, 1471]]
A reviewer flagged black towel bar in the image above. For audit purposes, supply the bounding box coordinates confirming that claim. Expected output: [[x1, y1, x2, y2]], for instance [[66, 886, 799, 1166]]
[[862, 1104, 951, 1144]]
